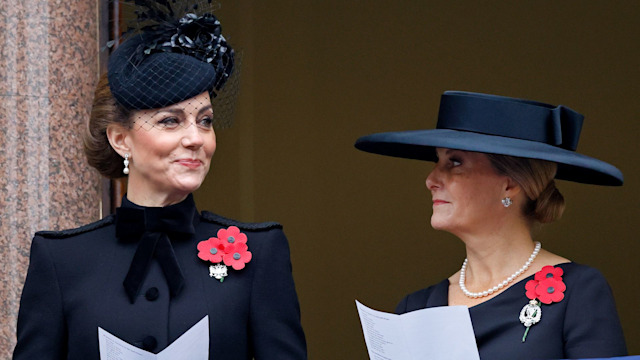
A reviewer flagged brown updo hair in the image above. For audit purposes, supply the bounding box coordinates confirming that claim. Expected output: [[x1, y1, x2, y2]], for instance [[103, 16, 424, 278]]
[[487, 154, 565, 224], [83, 73, 133, 179]]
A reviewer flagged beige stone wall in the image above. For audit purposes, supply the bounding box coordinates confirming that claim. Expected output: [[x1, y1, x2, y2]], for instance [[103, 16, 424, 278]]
[[0, 0, 101, 356]]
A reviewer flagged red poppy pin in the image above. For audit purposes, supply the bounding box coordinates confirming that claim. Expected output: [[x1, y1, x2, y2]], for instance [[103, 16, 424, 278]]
[[197, 226, 252, 282], [520, 265, 566, 342]]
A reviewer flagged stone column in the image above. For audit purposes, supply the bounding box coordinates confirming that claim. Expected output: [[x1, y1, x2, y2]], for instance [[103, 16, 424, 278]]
[[0, 0, 101, 356]]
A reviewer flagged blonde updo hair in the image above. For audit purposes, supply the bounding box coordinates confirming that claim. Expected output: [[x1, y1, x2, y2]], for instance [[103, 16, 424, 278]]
[[83, 73, 133, 179], [487, 154, 565, 224]]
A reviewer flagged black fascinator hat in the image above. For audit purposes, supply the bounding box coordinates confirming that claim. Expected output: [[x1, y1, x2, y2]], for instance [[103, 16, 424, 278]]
[[107, 0, 237, 125], [355, 91, 623, 186]]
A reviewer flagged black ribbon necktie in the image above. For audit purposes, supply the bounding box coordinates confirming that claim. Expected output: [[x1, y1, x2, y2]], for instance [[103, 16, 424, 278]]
[[115, 198, 196, 304]]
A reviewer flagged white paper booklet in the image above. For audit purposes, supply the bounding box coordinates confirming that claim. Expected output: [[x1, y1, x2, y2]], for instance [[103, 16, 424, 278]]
[[98, 315, 209, 360], [356, 301, 480, 360]]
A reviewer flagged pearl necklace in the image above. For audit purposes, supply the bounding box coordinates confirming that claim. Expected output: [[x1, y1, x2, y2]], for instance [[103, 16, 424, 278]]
[[459, 241, 541, 298]]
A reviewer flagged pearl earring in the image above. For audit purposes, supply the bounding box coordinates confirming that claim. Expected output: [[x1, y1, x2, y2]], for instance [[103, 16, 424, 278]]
[[123, 154, 130, 175], [502, 197, 512, 208]]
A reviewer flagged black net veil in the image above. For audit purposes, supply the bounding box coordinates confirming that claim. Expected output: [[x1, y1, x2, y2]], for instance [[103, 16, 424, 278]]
[[107, 0, 240, 131]]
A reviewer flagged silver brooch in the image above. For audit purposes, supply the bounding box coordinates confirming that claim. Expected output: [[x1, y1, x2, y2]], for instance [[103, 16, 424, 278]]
[[519, 299, 542, 342], [209, 263, 228, 282]]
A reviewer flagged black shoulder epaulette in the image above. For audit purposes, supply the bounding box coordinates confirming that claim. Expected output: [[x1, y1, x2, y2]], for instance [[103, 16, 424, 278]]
[[35, 215, 115, 239], [200, 211, 282, 231]]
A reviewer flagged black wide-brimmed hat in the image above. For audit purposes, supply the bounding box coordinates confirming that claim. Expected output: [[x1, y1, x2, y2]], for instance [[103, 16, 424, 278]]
[[355, 91, 623, 186], [107, 0, 237, 125]]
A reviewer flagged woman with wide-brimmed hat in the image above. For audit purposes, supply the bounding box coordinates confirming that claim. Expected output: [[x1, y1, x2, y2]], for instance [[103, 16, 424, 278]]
[[13, 1, 306, 359], [355, 91, 627, 359]]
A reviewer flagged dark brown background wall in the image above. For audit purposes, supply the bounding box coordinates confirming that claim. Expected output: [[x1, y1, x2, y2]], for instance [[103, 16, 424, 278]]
[[197, 1, 639, 358]]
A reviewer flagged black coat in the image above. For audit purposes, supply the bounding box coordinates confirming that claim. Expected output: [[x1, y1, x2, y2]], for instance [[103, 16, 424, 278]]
[[14, 195, 307, 359], [396, 262, 627, 360]]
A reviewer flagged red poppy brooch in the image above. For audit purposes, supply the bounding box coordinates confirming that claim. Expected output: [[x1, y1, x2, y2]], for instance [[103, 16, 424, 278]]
[[197, 226, 252, 282], [519, 265, 566, 342]]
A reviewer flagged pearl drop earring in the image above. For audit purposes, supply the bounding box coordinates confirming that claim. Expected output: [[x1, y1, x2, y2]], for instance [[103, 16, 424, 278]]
[[123, 153, 130, 175]]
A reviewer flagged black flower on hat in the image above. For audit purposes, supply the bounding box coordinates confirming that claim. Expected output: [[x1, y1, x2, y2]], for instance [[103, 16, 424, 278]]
[[107, 0, 238, 123], [139, 11, 234, 91]]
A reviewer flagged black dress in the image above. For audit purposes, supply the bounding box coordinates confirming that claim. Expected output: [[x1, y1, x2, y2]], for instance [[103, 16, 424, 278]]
[[14, 194, 307, 359], [396, 263, 627, 359]]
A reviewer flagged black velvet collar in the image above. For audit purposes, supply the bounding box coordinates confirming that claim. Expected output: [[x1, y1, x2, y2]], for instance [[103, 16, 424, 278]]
[[115, 194, 199, 303]]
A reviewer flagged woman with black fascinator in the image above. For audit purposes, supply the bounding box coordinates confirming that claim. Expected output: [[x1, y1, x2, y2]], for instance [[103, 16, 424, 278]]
[[13, 1, 306, 359], [356, 91, 627, 359]]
